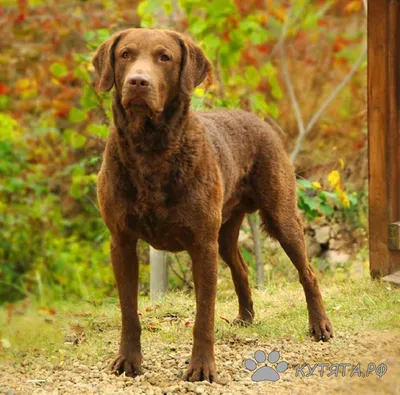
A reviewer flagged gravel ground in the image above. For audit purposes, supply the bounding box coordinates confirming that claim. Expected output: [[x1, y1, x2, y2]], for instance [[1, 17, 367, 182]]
[[1, 330, 399, 395]]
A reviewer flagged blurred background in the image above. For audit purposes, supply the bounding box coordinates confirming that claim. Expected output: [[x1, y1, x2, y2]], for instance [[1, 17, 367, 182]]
[[0, 0, 367, 305]]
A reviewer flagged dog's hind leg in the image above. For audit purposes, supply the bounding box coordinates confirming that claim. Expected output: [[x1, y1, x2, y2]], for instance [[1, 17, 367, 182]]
[[218, 210, 255, 324], [252, 152, 334, 341]]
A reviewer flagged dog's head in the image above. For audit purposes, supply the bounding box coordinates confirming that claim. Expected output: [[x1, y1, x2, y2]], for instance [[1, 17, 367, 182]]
[[93, 28, 211, 116]]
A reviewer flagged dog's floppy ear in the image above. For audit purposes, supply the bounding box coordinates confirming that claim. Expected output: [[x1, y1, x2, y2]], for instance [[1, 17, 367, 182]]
[[176, 35, 212, 97], [92, 30, 126, 92]]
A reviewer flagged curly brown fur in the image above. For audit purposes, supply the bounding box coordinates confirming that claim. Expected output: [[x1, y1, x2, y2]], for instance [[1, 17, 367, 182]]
[[93, 28, 333, 383]]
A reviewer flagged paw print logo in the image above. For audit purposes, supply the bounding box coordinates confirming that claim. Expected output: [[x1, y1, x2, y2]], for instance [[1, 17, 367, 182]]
[[244, 350, 288, 382]]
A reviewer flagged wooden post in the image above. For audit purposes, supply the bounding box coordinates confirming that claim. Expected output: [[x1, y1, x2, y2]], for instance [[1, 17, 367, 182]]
[[247, 214, 264, 290], [150, 247, 168, 301], [368, 0, 400, 280]]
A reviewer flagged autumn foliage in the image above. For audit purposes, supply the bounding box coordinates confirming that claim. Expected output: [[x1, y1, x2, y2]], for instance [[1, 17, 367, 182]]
[[0, 0, 366, 303]]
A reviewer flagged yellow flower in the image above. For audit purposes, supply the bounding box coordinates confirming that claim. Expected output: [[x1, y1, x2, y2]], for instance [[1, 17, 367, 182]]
[[328, 170, 340, 188], [312, 181, 322, 189], [342, 196, 350, 208], [336, 186, 350, 208], [194, 88, 205, 97]]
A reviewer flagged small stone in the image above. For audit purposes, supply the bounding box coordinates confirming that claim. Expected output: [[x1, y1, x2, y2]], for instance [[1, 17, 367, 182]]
[[330, 223, 341, 237], [326, 250, 350, 263], [315, 226, 331, 244], [329, 238, 346, 250], [306, 234, 322, 259]]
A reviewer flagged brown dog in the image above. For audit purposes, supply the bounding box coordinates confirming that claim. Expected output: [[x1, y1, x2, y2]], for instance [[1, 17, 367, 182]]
[[93, 28, 333, 383]]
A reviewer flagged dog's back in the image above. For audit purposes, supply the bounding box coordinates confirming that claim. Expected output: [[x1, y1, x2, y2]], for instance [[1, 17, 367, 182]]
[[198, 109, 289, 211]]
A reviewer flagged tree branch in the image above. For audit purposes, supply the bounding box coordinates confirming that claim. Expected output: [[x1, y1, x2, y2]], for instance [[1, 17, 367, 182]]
[[280, 1, 368, 163], [279, 9, 307, 155], [290, 41, 367, 162]]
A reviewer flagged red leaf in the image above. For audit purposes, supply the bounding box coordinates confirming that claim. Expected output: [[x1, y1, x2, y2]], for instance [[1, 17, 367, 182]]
[[15, 13, 25, 24], [149, 322, 159, 332], [256, 44, 270, 54], [0, 83, 8, 95], [222, 32, 230, 42]]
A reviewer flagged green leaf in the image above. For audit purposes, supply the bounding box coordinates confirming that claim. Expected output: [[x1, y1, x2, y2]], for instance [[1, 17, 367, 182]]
[[348, 193, 358, 206], [70, 132, 87, 149], [321, 191, 338, 200], [191, 19, 208, 35], [0, 113, 18, 141], [245, 66, 260, 89], [251, 92, 268, 113], [87, 124, 109, 138], [297, 179, 313, 189], [203, 34, 221, 50], [68, 107, 88, 123], [260, 62, 276, 77], [0, 95, 11, 110], [83, 31, 95, 42], [269, 76, 283, 100], [267, 102, 279, 119], [162, 0, 173, 15], [50, 62, 68, 78], [74, 66, 91, 83], [96, 29, 111, 43], [249, 29, 269, 45], [303, 196, 319, 211], [320, 203, 334, 217], [80, 86, 99, 111], [241, 247, 254, 266]]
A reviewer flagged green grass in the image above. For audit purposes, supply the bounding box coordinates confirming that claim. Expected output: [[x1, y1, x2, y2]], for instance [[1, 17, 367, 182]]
[[1, 273, 399, 368]]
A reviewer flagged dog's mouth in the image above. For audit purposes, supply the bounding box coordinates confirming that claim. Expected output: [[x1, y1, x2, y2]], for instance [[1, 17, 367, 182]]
[[122, 96, 150, 111], [121, 94, 163, 117], [128, 97, 148, 107]]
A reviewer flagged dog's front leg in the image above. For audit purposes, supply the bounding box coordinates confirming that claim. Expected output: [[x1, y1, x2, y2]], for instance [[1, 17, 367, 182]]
[[183, 241, 219, 383], [109, 235, 142, 377]]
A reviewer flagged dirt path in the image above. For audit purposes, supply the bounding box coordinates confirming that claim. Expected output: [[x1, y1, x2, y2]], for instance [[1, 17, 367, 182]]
[[1, 279, 399, 394], [1, 330, 399, 395]]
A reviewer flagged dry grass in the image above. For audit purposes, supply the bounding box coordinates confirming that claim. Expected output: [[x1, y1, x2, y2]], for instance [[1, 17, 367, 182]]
[[0, 270, 399, 394], [1, 273, 399, 365]]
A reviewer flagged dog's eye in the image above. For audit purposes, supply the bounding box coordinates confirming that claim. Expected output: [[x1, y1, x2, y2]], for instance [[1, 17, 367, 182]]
[[160, 54, 170, 62], [122, 51, 130, 59]]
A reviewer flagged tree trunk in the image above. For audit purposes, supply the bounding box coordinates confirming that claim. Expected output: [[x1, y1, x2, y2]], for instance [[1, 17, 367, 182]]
[[247, 214, 264, 290], [150, 247, 168, 302]]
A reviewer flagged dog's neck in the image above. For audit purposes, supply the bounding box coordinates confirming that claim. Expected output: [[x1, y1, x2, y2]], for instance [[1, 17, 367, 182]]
[[112, 92, 191, 166]]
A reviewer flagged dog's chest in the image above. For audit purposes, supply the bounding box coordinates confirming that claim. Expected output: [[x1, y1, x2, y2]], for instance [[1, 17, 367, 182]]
[[126, 210, 193, 251], [116, 167, 193, 251]]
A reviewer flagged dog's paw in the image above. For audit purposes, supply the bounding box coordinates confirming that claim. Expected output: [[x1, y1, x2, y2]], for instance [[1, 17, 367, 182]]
[[109, 351, 142, 377], [183, 357, 218, 383], [233, 308, 254, 326], [233, 315, 253, 326], [309, 318, 334, 342]]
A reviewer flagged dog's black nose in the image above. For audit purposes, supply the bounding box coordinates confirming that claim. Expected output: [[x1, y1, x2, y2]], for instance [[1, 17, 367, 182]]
[[127, 74, 151, 88]]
